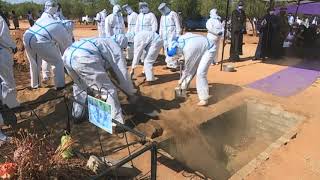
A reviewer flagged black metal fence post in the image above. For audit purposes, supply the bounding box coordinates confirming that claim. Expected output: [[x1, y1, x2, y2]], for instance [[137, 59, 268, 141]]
[[151, 142, 157, 180], [220, 0, 231, 71]]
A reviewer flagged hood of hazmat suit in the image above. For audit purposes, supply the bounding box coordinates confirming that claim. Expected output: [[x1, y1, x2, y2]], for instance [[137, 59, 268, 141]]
[[113, 5, 122, 16], [44, 1, 58, 16], [139, 2, 150, 14], [122, 4, 133, 15], [158, 3, 171, 16]]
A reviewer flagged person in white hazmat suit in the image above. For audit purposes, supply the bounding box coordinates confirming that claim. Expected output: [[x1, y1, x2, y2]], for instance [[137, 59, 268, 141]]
[[96, 9, 108, 37], [206, 9, 224, 65], [62, 36, 136, 124], [122, 4, 138, 60], [41, 19, 75, 84], [105, 5, 125, 37], [23, 1, 73, 90], [130, 31, 163, 85], [135, 2, 158, 33], [135, 2, 158, 64], [158, 3, 182, 70], [0, 16, 20, 142], [168, 33, 222, 106]]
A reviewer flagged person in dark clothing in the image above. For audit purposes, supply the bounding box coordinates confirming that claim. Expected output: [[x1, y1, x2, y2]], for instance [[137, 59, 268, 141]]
[[254, 8, 281, 60], [229, 1, 246, 62], [279, 7, 289, 56], [12, 10, 19, 29], [27, 10, 34, 27]]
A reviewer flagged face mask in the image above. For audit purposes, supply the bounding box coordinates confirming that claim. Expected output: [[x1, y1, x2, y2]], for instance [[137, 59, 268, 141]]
[[269, 11, 275, 15], [238, 6, 243, 10]]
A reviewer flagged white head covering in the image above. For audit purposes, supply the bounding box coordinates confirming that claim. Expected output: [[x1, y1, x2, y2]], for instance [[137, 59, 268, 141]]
[[44, 0, 58, 15], [139, 2, 149, 14], [122, 4, 133, 15], [210, 9, 220, 19], [158, 3, 171, 15], [113, 4, 121, 15]]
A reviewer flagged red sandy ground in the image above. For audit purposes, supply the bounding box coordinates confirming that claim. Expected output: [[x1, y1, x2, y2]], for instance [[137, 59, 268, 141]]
[[4, 20, 320, 179]]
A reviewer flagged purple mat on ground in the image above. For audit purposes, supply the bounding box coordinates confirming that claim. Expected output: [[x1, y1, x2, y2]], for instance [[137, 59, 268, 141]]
[[247, 60, 320, 97]]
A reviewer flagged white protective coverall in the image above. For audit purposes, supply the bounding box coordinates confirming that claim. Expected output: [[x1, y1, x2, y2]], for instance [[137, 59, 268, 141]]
[[123, 4, 138, 60], [0, 16, 19, 140], [62, 37, 135, 124], [169, 33, 216, 106], [131, 31, 163, 82], [135, 2, 158, 33], [158, 3, 182, 69], [96, 9, 108, 37], [42, 19, 75, 82], [105, 5, 125, 37], [23, 1, 73, 89], [206, 9, 224, 64]]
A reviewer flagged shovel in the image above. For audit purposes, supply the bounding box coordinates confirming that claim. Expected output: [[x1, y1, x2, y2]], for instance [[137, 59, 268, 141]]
[[175, 60, 187, 99]]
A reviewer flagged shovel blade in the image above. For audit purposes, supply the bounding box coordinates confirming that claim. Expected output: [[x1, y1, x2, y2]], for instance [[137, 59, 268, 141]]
[[174, 88, 187, 99]]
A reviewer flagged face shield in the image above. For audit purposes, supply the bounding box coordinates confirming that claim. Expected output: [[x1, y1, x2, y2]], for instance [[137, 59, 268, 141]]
[[158, 3, 171, 16], [44, 1, 58, 15]]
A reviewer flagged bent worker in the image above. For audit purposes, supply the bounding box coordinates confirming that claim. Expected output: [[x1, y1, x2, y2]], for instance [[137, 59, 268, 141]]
[[96, 9, 108, 37], [135, 2, 158, 33], [0, 15, 20, 142], [23, 0, 73, 90], [158, 3, 182, 70], [130, 31, 163, 86], [41, 19, 75, 84], [105, 5, 125, 37], [206, 9, 224, 64], [168, 33, 221, 106], [122, 4, 138, 61], [62, 36, 137, 124]]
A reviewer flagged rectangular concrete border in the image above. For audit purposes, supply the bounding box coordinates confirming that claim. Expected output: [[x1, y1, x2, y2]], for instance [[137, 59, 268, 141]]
[[229, 118, 304, 180]]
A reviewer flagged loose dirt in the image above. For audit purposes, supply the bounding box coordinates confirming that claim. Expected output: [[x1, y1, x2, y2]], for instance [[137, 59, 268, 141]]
[[2, 21, 320, 179]]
